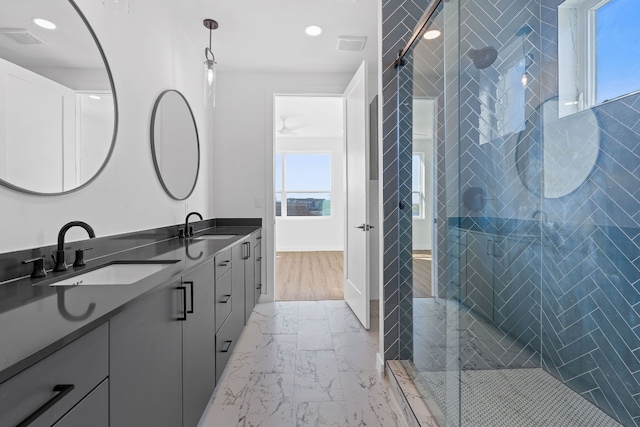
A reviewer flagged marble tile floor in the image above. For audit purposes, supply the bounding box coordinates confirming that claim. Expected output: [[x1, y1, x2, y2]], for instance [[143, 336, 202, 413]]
[[199, 300, 408, 427]]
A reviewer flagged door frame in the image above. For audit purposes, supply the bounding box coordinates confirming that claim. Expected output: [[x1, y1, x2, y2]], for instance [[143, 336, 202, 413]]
[[264, 87, 347, 303]]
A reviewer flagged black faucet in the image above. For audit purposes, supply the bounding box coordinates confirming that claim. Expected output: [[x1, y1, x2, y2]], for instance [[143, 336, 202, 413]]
[[52, 221, 96, 272], [185, 212, 203, 237]]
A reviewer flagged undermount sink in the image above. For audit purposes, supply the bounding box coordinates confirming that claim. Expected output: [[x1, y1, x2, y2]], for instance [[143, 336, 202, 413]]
[[194, 235, 236, 240], [49, 260, 179, 287]]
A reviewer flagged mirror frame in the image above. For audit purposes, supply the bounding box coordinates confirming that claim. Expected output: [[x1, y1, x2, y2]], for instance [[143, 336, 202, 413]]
[[0, 0, 119, 196], [150, 89, 200, 201]]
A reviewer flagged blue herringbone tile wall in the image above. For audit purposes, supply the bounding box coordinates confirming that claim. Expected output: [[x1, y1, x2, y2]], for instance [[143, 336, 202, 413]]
[[381, 0, 432, 362], [454, 0, 640, 424], [537, 1, 640, 424]]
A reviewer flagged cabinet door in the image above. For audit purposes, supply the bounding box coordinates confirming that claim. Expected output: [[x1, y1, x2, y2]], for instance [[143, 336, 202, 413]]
[[254, 237, 262, 304], [110, 282, 183, 427], [465, 232, 494, 320], [232, 242, 246, 325], [53, 379, 108, 427], [243, 239, 256, 323], [182, 259, 217, 427]]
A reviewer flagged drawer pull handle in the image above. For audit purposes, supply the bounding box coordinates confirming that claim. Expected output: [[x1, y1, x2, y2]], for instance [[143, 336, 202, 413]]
[[183, 281, 194, 314], [257, 257, 262, 262], [256, 284, 262, 290], [177, 286, 187, 321], [219, 261, 230, 267], [221, 340, 233, 353], [17, 384, 75, 427], [220, 294, 231, 303], [256, 236, 262, 240]]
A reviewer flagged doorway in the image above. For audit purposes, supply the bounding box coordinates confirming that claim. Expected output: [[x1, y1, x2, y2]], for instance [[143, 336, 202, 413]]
[[273, 95, 345, 301], [412, 98, 437, 299]]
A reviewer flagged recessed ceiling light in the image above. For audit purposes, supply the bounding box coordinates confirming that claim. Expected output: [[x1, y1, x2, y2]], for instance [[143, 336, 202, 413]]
[[89, 95, 102, 100], [423, 29, 441, 40], [32, 18, 56, 30], [305, 25, 323, 36]]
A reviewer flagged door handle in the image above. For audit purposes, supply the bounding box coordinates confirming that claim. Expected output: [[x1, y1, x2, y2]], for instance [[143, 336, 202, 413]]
[[355, 224, 374, 231], [17, 384, 75, 427]]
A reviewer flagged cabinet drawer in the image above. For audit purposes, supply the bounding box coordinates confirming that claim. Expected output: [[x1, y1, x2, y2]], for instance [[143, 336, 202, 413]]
[[215, 248, 232, 280], [215, 314, 244, 383], [215, 271, 233, 331], [0, 323, 108, 427], [53, 379, 108, 427]]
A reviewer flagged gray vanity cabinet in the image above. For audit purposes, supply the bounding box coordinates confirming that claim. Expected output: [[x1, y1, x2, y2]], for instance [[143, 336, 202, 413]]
[[254, 232, 262, 305], [464, 231, 495, 321], [182, 259, 217, 427], [109, 281, 183, 427], [52, 379, 109, 427], [0, 323, 108, 427], [243, 233, 257, 323]]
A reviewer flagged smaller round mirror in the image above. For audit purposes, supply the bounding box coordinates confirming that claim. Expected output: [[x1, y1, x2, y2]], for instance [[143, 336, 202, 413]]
[[150, 90, 200, 200], [516, 98, 600, 199]]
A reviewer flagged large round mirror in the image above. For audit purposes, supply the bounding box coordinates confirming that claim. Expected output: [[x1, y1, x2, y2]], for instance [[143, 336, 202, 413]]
[[0, 0, 117, 195], [150, 90, 200, 200], [516, 98, 600, 198]]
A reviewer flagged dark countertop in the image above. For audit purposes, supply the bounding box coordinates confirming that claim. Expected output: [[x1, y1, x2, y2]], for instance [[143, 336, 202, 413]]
[[0, 225, 259, 384]]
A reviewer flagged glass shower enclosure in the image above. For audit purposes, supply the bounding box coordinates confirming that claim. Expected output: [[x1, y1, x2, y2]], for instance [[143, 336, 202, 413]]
[[398, 0, 640, 425]]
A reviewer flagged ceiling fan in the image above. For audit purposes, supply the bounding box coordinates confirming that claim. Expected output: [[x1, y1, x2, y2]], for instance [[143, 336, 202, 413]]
[[277, 116, 308, 135]]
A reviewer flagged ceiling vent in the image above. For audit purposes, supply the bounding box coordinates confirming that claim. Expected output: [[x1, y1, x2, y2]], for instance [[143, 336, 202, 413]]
[[336, 36, 367, 52], [0, 28, 45, 45]]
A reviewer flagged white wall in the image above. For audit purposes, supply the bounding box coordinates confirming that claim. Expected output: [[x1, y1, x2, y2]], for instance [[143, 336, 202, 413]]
[[413, 136, 434, 250], [275, 136, 344, 252], [211, 70, 379, 300], [0, 0, 213, 252]]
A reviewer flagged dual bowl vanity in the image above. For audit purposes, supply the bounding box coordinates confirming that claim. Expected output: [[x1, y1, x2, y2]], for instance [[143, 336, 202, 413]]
[[0, 221, 262, 427]]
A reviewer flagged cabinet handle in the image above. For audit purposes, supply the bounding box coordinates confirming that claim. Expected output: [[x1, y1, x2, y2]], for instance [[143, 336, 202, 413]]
[[219, 261, 230, 267], [256, 284, 262, 290], [487, 239, 494, 256], [177, 286, 187, 321], [183, 281, 194, 314], [257, 257, 262, 262], [17, 384, 75, 427], [256, 236, 262, 240], [220, 294, 231, 303], [220, 340, 233, 353], [247, 244, 251, 259], [243, 242, 249, 260]]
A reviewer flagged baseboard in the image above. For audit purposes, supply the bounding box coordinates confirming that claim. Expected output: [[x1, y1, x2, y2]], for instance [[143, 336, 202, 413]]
[[376, 353, 385, 374], [276, 247, 344, 252]]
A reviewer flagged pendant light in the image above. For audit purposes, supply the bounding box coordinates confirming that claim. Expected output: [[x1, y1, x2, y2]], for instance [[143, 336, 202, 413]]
[[203, 19, 218, 108]]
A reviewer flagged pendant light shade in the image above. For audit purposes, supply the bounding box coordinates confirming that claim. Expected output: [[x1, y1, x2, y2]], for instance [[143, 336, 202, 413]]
[[203, 19, 218, 109]]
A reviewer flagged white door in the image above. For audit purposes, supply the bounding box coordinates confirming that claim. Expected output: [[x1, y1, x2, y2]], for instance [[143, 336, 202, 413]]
[[343, 61, 370, 329]]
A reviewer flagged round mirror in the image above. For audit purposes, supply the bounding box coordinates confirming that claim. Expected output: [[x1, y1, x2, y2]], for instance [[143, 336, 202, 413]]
[[0, 0, 117, 195], [516, 98, 600, 198], [150, 90, 200, 200]]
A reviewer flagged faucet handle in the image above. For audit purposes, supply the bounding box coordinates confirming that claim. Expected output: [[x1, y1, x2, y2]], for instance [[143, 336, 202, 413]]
[[23, 256, 47, 279], [73, 247, 93, 268]]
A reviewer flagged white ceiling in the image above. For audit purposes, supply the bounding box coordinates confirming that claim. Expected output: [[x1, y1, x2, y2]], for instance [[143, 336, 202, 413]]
[[174, 0, 379, 74]]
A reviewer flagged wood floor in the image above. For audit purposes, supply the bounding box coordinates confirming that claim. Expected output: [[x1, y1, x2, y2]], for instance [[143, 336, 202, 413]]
[[276, 251, 344, 301], [413, 250, 432, 298]]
